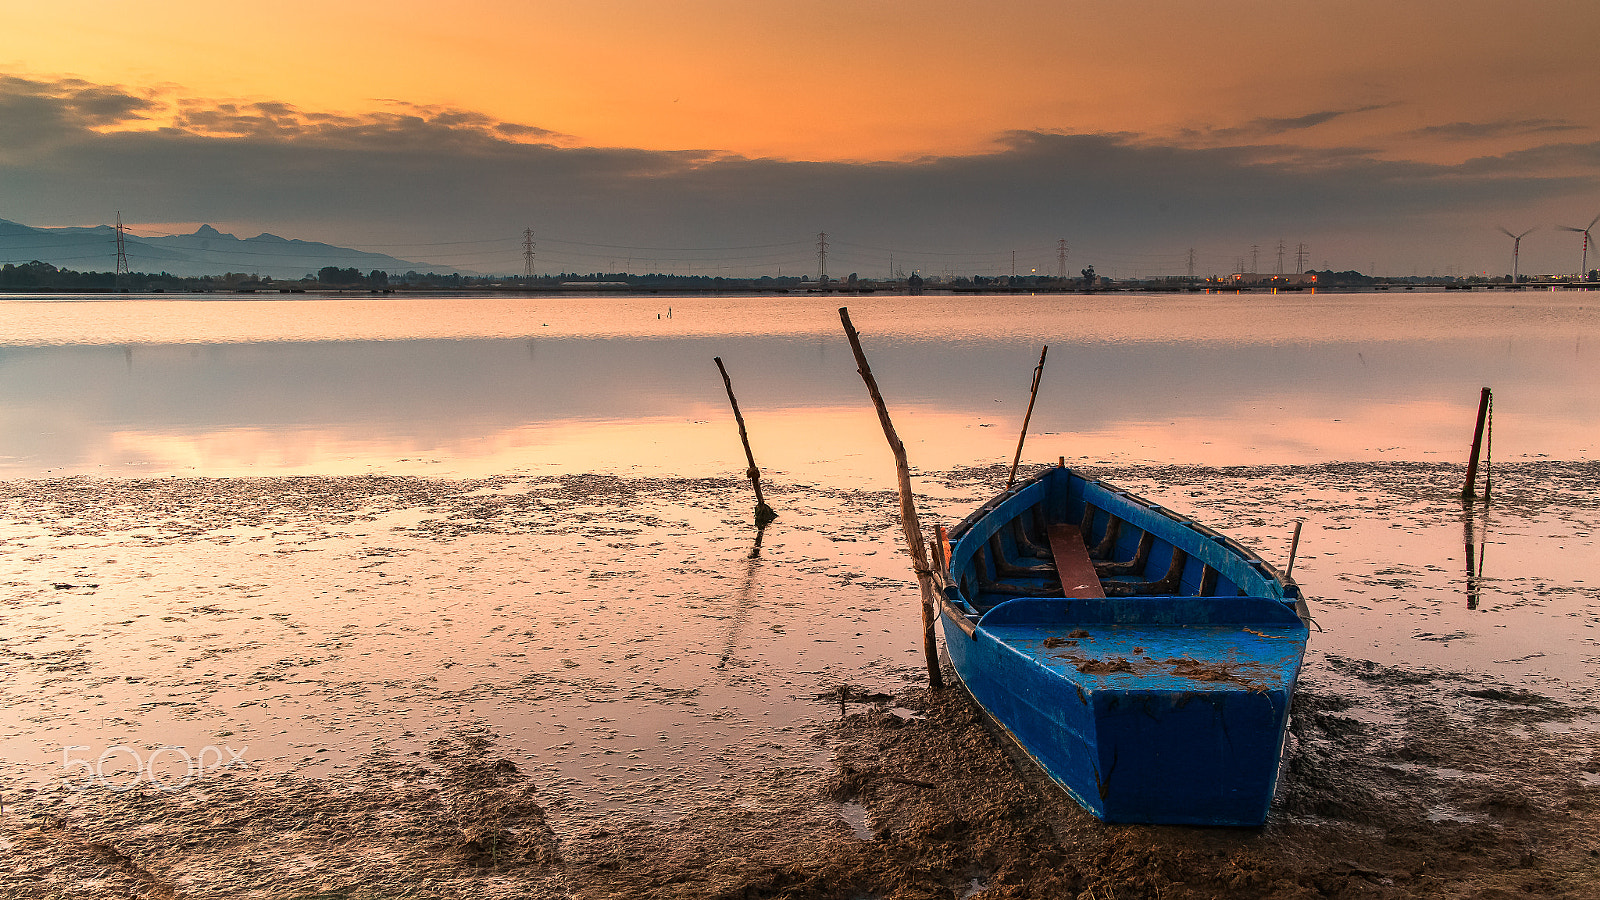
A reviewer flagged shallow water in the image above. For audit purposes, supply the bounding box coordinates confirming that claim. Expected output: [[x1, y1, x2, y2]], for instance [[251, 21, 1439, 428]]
[[1, 292, 1595, 480], [0, 292, 1596, 835]]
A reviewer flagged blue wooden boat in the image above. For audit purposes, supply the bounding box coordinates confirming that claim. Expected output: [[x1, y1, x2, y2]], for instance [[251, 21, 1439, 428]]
[[936, 463, 1310, 826]]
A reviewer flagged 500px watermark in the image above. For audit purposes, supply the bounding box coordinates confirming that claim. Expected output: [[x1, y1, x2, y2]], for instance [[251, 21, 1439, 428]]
[[61, 744, 249, 792]]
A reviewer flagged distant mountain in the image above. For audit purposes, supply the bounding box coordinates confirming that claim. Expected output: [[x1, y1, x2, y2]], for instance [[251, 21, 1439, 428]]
[[0, 218, 461, 278]]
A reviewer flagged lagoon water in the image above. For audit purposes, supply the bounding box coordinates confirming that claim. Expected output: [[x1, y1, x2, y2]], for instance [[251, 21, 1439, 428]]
[[0, 291, 1596, 829], [1, 291, 1597, 479]]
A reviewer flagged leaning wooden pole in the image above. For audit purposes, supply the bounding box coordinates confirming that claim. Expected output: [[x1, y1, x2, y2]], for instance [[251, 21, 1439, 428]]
[[1006, 344, 1049, 491], [714, 356, 777, 528], [838, 307, 944, 689], [1462, 387, 1492, 502]]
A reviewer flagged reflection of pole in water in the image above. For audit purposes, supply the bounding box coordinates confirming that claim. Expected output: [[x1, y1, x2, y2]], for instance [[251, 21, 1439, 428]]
[[717, 528, 765, 669], [1463, 507, 1488, 610]]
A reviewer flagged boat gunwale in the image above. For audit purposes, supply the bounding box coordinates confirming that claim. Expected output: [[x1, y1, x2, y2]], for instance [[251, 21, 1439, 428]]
[[940, 465, 1303, 636]]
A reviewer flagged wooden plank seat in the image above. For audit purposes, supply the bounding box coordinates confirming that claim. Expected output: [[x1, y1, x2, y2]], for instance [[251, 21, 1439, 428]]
[[1046, 523, 1106, 599]]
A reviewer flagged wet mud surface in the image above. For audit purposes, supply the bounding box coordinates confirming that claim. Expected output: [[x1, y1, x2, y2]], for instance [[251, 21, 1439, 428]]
[[4, 670, 1597, 899], [2, 462, 1598, 897]]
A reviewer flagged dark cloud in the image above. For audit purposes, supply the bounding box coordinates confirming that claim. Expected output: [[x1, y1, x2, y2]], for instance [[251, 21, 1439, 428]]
[[1192, 104, 1394, 142], [1408, 118, 1586, 141], [1249, 104, 1393, 133], [0, 74, 158, 152], [165, 95, 568, 149], [2, 74, 1596, 276]]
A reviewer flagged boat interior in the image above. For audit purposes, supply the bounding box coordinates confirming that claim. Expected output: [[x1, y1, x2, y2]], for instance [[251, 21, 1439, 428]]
[[944, 467, 1300, 620]]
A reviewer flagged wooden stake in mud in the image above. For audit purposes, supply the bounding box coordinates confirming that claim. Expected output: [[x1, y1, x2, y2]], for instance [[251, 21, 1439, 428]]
[[1006, 344, 1049, 491], [714, 357, 777, 528], [1462, 387, 1492, 502], [1483, 394, 1494, 502], [838, 307, 944, 689]]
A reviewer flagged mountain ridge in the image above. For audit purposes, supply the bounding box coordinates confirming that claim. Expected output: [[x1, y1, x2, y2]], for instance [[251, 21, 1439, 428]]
[[0, 218, 462, 277]]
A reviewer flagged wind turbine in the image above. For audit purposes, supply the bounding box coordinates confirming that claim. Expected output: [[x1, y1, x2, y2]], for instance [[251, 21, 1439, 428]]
[[1498, 225, 1536, 284], [1558, 212, 1600, 279]]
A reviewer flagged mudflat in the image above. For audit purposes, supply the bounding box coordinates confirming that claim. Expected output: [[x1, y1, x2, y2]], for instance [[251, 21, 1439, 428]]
[[2, 463, 1596, 897]]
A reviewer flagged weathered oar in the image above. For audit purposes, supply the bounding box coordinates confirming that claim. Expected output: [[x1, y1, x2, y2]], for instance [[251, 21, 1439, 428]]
[[1006, 344, 1049, 491], [839, 307, 944, 689], [714, 356, 777, 528]]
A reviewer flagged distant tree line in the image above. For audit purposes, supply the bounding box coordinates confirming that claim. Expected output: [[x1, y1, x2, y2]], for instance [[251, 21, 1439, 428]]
[[1, 261, 198, 291], [2, 261, 124, 289], [316, 267, 392, 288], [1305, 269, 1376, 286], [2, 260, 374, 292]]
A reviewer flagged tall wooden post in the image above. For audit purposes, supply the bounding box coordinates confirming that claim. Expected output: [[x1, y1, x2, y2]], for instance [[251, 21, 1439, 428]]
[[714, 357, 777, 527], [1462, 387, 1492, 502], [1006, 345, 1049, 490], [838, 307, 944, 689]]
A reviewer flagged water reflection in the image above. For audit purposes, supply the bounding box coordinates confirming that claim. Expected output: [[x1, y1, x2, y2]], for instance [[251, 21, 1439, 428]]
[[1463, 503, 1491, 611], [718, 529, 767, 669], [0, 294, 1596, 482], [0, 342, 1594, 482]]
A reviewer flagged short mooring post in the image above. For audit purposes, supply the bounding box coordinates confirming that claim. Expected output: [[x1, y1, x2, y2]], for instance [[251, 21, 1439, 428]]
[[1462, 387, 1492, 502], [839, 307, 944, 690], [714, 357, 777, 527], [1286, 519, 1304, 578]]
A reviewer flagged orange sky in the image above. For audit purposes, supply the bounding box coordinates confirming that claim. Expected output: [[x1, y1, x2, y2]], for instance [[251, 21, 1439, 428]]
[[3, 1, 1597, 277], [5, 0, 1594, 163]]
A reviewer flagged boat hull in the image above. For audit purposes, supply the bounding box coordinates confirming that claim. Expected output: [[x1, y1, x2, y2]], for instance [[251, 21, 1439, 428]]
[[939, 466, 1309, 826], [942, 597, 1304, 825]]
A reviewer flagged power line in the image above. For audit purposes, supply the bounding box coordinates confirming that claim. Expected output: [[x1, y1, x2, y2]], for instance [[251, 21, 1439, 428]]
[[831, 238, 1057, 258]]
